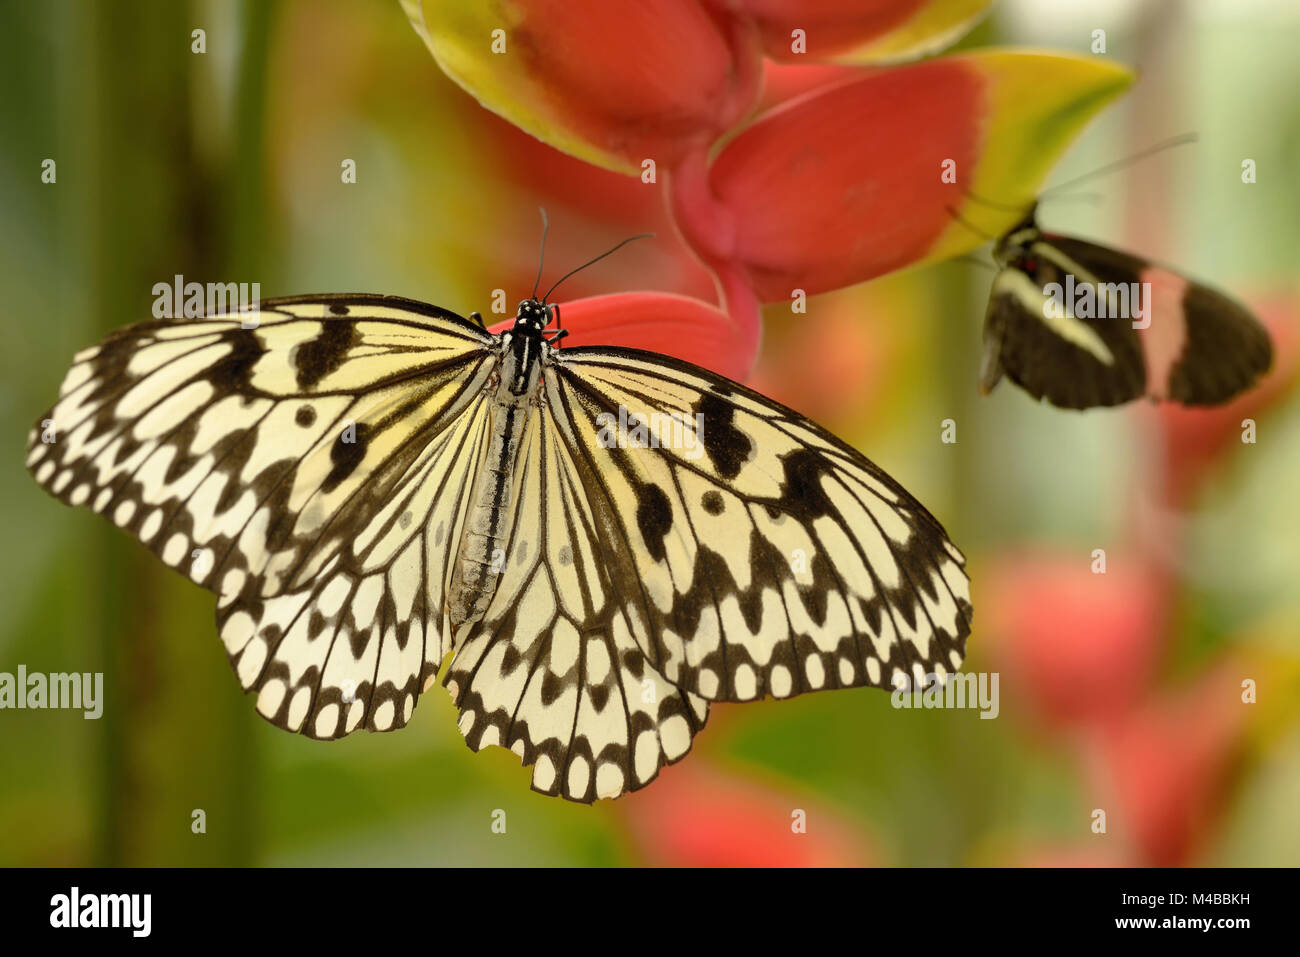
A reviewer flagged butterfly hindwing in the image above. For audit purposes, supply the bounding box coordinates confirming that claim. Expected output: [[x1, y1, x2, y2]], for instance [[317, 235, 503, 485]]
[[216, 391, 494, 738], [443, 394, 711, 802]]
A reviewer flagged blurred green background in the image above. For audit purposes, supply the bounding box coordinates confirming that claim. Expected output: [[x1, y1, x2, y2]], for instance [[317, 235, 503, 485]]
[[2, 0, 1298, 866]]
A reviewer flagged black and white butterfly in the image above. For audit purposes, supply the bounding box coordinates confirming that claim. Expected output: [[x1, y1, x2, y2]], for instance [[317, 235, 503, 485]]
[[979, 202, 1273, 410], [26, 269, 971, 801]]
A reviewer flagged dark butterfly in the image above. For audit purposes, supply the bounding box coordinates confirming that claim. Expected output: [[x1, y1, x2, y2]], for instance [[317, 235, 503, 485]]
[[979, 203, 1273, 410]]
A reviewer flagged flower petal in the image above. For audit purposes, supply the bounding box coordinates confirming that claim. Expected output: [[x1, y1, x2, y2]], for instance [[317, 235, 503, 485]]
[[738, 0, 993, 64], [403, 0, 763, 173], [682, 51, 1133, 301]]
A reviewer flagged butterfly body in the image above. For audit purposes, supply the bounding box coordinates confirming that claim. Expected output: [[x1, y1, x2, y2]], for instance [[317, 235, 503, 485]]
[[27, 292, 971, 802], [981, 206, 1272, 409], [448, 304, 551, 629]]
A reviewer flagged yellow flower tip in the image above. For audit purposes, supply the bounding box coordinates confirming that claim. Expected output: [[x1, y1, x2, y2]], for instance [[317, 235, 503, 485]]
[[925, 49, 1136, 263]]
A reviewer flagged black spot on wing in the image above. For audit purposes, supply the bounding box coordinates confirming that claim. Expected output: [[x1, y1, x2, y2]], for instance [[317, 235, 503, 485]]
[[308, 611, 329, 640], [697, 392, 753, 480], [701, 490, 724, 515], [347, 621, 371, 660], [323, 423, 369, 493], [210, 329, 266, 391], [294, 322, 358, 389], [779, 448, 834, 520], [634, 482, 673, 563], [295, 404, 316, 427]]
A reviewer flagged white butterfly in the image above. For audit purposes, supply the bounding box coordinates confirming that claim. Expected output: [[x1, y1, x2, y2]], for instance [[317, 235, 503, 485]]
[[27, 291, 971, 802]]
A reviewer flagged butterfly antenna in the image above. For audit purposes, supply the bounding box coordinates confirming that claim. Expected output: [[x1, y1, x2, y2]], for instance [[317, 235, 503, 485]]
[[532, 207, 550, 300], [950, 252, 998, 274], [944, 205, 1001, 244], [1039, 132, 1199, 198], [1043, 190, 1105, 206], [962, 191, 1031, 213], [542, 232, 654, 302]]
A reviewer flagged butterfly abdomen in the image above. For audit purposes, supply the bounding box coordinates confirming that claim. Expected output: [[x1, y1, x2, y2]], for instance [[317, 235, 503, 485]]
[[447, 333, 541, 630]]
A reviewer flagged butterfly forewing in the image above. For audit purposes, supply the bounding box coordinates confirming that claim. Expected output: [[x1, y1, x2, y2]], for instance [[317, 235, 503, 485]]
[[538, 348, 971, 711], [983, 239, 1148, 408], [25, 296, 495, 603]]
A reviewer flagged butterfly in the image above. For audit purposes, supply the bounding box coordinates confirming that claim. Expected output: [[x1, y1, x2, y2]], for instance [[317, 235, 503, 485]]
[[25, 273, 971, 802], [978, 202, 1273, 410]]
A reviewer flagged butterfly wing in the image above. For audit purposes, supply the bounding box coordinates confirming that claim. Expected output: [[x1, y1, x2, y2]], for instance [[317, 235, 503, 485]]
[[215, 391, 493, 738], [983, 235, 1272, 409], [1048, 236, 1273, 405], [26, 295, 495, 600], [981, 243, 1147, 408], [28, 295, 499, 738], [445, 345, 971, 801], [443, 390, 710, 801]]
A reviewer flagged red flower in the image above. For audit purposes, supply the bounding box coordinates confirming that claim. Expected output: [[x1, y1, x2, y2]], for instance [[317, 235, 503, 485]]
[[620, 761, 873, 866], [405, 0, 1133, 377], [1082, 664, 1249, 866], [982, 552, 1170, 728]]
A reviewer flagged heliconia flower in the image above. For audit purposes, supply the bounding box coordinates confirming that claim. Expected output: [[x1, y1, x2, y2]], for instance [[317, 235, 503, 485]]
[[475, 115, 724, 306], [620, 761, 873, 866], [402, 0, 765, 174], [405, 2, 1133, 376], [738, 0, 993, 64], [673, 51, 1133, 302], [981, 551, 1169, 728], [402, 0, 1001, 175], [491, 292, 756, 379], [1081, 663, 1249, 866]]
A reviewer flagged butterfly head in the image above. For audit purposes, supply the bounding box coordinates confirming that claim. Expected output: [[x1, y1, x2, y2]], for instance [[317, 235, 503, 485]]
[[513, 298, 555, 335], [993, 204, 1043, 267]]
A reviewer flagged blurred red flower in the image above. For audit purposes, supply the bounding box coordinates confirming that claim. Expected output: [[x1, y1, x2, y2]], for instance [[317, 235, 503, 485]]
[[1153, 294, 1299, 505], [620, 762, 873, 867], [1082, 663, 1249, 866], [982, 552, 1170, 728]]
